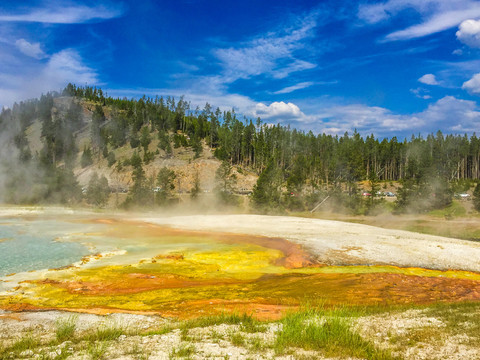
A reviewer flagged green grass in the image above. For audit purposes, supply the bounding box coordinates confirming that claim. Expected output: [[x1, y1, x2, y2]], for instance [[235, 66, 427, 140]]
[[55, 315, 78, 342], [84, 323, 125, 342], [180, 327, 193, 342], [170, 343, 196, 359], [141, 324, 174, 336], [87, 341, 108, 360], [37, 346, 72, 360], [274, 307, 399, 360], [180, 312, 262, 330], [209, 328, 224, 343], [388, 326, 442, 348], [423, 301, 480, 344], [0, 333, 39, 359], [428, 200, 467, 218], [6, 304, 480, 359], [127, 343, 151, 360], [248, 335, 267, 351], [230, 332, 246, 347]]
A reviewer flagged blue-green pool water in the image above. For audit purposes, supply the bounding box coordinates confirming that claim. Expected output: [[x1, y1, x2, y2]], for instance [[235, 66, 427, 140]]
[[0, 218, 106, 277]]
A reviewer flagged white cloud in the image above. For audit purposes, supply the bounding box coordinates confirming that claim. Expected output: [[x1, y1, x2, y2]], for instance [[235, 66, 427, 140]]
[[42, 49, 97, 85], [419, 96, 480, 133], [410, 88, 432, 99], [0, 4, 123, 24], [272, 60, 317, 79], [254, 101, 308, 122], [315, 103, 413, 134], [0, 49, 98, 107], [418, 74, 439, 85], [273, 82, 315, 94], [290, 96, 480, 136], [456, 19, 480, 48], [15, 38, 46, 59], [462, 73, 480, 94], [358, 0, 480, 41], [213, 14, 318, 82]]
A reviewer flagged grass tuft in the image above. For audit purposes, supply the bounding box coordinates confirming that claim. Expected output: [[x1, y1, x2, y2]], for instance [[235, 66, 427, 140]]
[[85, 323, 125, 342], [7, 333, 39, 354], [274, 307, 398, 360], [37, 346, 72, 360], [180, 312, 261, 330], [170, 343, 195, 359], [55, 315, 78, 342], [248, 335, 267, 351], [209, 328, 224, 342], [127, 343, 150, 360], [230, 332, 246, 347], [87, 341, 108, 360], [141, 324, 173, 336]]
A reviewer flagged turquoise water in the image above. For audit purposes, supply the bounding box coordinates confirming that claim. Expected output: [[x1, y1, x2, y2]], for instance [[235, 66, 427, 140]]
[[0, 218, 105, 277]]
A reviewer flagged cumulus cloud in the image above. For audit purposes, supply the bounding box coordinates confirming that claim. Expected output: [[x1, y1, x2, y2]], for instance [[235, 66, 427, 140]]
[[15, 39, 46, 59], [0, 49, 98, 107], [418, 96, 480, 133], [358, 0, 480, 41], [0, 3, 123, 24], [254, 101, 308, 122], [42, 49, 97, 85], [418, 74, 439, 85], [315, 103, 413, 135], [283, 96, 480, 136], [462, 73, 480, 94], [456, 19, 480, 48]]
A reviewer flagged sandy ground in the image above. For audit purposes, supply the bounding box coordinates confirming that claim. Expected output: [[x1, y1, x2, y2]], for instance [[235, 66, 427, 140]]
[[139, 214, 480, 272]]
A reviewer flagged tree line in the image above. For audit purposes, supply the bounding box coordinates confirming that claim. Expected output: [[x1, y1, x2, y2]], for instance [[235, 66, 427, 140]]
[[1, 83, 480, 213]]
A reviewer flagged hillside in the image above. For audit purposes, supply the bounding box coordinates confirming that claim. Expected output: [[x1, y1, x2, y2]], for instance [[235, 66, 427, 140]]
[[0, 91, 258, 208], [51, 97, 258, 194], [1, 84, 480, 215]]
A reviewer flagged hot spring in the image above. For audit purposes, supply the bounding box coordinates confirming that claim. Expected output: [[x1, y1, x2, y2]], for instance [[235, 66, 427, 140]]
[[1, 210, 480, 319]]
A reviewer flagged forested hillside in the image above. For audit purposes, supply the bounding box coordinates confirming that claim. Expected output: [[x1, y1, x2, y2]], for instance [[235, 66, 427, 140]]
[[1, 84, 480, 213]]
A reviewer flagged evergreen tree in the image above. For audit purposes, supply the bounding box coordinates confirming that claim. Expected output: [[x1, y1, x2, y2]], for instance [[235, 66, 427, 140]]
[[91, 105, 105, 150], [125, 152, 151, 207], [107, 151, 116, 167], [251, 159, 283, 212], [474, 183, 480, 212], [190, 172, 201, 200], [156, 167, 176, 205], [86, 172, 110, 207], [214, 161, 237, 205], [81, 146, 93, 168], [140, 126, 152, 154]]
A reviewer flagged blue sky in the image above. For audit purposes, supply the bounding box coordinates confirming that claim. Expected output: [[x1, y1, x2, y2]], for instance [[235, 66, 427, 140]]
[[1, 0, 480, 138]]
